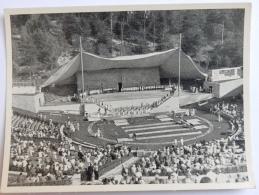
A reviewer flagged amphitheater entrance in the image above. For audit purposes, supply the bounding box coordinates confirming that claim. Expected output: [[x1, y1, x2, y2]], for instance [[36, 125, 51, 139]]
[[118, 82, 122, 92]]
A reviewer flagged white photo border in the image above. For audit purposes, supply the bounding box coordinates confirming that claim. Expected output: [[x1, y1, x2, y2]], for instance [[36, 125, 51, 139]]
[[1, 2, 255, 193]]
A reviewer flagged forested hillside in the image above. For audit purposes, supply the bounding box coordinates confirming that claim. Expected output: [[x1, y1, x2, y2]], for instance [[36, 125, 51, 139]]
[[10, 9, 244, 81]]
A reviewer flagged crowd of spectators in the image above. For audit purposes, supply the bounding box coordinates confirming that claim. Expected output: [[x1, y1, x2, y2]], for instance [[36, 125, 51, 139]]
[[211, 101, 243, 118], [10, 97, 247, 186], [210, 100, 244, 139], [101, 137, 247, 184], [10, 137, 132, 185], [10, 113, 132, 186], [12, 114, 60, 140], [98, 100, 247, 185]]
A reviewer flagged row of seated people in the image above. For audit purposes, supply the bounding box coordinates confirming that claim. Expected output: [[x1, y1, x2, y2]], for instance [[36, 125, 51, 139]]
[[100, 137, 247, 185]]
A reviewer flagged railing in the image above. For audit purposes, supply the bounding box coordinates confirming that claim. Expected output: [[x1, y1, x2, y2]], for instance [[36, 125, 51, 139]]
[[13, 81, 36, 87], [121, 85, 167, 92], [87, 85, 169, 95]]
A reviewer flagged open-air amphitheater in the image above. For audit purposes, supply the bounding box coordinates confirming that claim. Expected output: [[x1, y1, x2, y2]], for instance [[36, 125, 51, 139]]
[[9, 88, 247, 186], [8, 50, 247, 186]]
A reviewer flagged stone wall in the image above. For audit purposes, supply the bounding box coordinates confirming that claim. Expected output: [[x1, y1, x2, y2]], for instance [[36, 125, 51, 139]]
[[12, 93, 45, 113], [204, 78, 243, 98]]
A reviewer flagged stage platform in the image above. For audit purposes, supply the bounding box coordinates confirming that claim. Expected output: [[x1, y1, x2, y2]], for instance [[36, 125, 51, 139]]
[[90, 90, 169, 108], [38, 90, 213, 118], [91, 90, 169, 101]]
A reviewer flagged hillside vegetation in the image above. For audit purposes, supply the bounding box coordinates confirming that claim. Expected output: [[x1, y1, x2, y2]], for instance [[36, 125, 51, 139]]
[[10, 9, 244, 81]]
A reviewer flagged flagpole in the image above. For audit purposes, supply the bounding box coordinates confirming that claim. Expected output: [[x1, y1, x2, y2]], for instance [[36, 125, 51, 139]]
[[80, 36, 85, 102], [221, 21, 224, 45], [178, 33, 182, 96], [110, 13, 113, 56]]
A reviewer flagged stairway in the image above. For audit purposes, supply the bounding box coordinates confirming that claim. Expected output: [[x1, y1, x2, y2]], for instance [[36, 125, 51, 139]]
[[150, 92, 214, 113], [100, 157, 139, 179], [150, 96, 180, 113]]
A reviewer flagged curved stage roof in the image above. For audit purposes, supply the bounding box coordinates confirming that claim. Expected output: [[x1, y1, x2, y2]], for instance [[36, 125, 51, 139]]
[[42, 48, 207, 87]]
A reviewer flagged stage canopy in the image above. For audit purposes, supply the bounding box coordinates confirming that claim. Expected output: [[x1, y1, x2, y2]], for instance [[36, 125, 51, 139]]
[[42, 48, 208, 87]]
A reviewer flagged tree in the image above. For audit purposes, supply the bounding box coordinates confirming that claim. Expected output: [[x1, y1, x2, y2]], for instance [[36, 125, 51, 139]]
[[10, 9, 245, 82], [61, 14, 81, 44], [18, 27, 38, 67]]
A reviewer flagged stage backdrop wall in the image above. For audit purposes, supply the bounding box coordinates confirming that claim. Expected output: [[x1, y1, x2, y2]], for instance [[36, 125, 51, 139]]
[[76, 67, 160, 90]]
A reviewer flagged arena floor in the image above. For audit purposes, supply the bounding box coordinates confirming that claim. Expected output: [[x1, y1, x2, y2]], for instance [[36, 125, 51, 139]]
[[67, 110, 230, 149], [17, 105, 231, 150], [90, 114, 211, 144]]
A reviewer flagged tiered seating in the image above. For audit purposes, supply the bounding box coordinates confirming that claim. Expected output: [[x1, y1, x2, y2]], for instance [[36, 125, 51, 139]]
[[34, 121, 41, 131], [30, 120, 38, 131], [12, 115, 20, 127], [12, 116, 24, 128]]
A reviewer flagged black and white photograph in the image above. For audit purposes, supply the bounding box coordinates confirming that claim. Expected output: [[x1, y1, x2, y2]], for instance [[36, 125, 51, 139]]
[[1, 3, 254, 193]]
